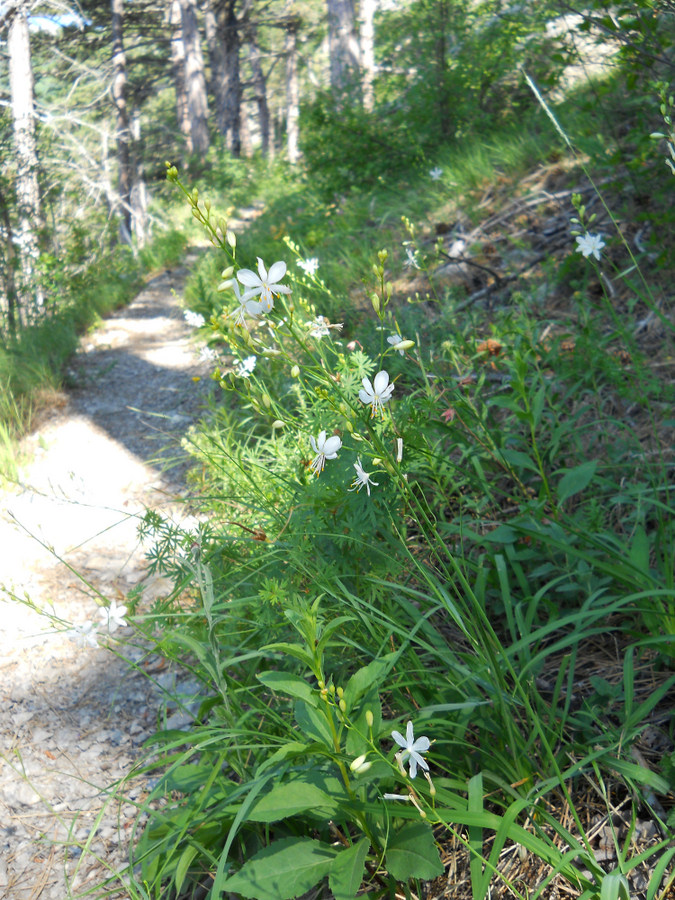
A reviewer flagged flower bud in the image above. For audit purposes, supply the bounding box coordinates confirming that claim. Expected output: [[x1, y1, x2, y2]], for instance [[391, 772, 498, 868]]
[[226, 230, 236, 249], [191, 208, 201, 219], [204, 199, 211, 213], [291, 365, 300, 377], [272, 419, 284, 429], [262, 348, 281, 358], [393, 340, 415, 352], [378, 249, 388, 263], [339, 698, 347, 713], [262, 394, 271, 409], [365, 709, 374, 728], [318, 679, 325, 689], [385, 282, 393, 299], [221, 267, 234, 279], [191, 188, 199, 204], [371, 293, 381, 314], [337, 687, 344, 699], [217, 280, 233, 292], [350, 754, 367, 772]]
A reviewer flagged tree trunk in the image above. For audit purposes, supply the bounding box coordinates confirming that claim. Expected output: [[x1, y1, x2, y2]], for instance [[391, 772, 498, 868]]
[[285, 17, 299, 164], [111, 0, 132, 243], [179, 0, 210, 155], [359, 0, 377, 111], [246, 21, 270, 157], [204, 0, 228, 136], [7, 2, 44, 313], [168, 0, 191, 145], [130, 111, 148, 247], [0, 181, 21, 332], [220, 0, 241, 157], [326, 0, 361, 97]]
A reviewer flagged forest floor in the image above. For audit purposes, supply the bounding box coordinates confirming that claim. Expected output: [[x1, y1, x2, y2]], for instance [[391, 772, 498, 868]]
[[0, 254, 214, 899]]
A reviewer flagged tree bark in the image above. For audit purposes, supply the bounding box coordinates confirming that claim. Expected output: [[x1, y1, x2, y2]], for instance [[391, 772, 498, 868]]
[[326, 0, 361, 97], [204, 0, 228, 136], [246, 20, 270, 157], [179, 0, 210, 155], [130, 111, 148, 247], [359, 0, 377, 111], [220, 0, 241, 157], [168, 0, 192, 145], [0, 181, 20, 332], [285, 17, 299, 163], [111, 0, 132, 243], [7, 2, 44, 313]]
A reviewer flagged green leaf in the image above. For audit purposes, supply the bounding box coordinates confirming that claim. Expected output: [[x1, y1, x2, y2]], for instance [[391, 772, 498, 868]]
[[556, 460, 597, 504], [174, 843, 199, 895], [602, 756, 669, 794], [221, 837, 336, 900], [248, 782, 338, 823], [257, 671, 318, 707], [329, 838, 370, 900], [500, 448, 540, 473], [263, 641, 316, 670], [295, 699, 334, 748], [628, 526, 650, 574], [344, 653, 399, 708], [600, 871, 630, 900], [346, 690, 382, 756], [256, 741, 309, 775], [385, 821, 443, 882]]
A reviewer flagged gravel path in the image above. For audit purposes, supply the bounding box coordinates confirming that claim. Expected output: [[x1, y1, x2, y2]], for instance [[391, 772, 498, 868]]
[[0, 259, 212, 899]]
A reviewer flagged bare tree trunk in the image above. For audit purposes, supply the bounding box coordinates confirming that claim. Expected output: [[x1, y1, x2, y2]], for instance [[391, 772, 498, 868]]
[[326, 0, 361, 96], [359, 0, 377, 111], [221, 0, 241, 157], [179, 0, 210, 155], [239, 102, 253, 157], [0, 181, 21, 332], [168, 0, 191, 145], [111, 0, 132, 243], [246, 21, 270, 157], [7, 2, 44, 313], [130, 111, 148, 247], [204, 0, 228, 135], [285, 17, 299, 163]]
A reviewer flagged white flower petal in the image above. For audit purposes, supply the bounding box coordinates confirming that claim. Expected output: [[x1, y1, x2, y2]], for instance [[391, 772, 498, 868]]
[[256, 257, 268, 281], [237, 268, 261, 287], [267, 260, 287, 283], [373, 370, 390, 394]]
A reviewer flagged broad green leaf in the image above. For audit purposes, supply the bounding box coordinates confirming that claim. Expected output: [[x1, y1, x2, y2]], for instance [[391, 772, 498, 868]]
[[329, 838, 370, 900], [344, 653, 399, 708], [220, 837, 336, 900], [557, 460, 597, 504], [256, 741, 309, 775], [602, 756, 669, 794], [346, 690, 382, 756], [295, 699, 334, 748], [257, 671, 318, 706], [248, 782, 338, 822], [385, 821, 443, 882], [500, 448, 540, 473], [263, 641, 315, 670], [468, 772, 486, 897]]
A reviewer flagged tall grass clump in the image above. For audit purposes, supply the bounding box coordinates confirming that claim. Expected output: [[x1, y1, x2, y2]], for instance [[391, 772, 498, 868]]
[[99, 141, 675, 900]]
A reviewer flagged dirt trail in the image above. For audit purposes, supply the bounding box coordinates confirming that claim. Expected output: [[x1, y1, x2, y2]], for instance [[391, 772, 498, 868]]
[[0, 259, 212, 899]]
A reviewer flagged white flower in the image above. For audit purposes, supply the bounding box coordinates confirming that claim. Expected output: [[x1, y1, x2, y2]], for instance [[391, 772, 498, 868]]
[[387, 334, 406, 355], [404, 247, 420, 270], [99, 600, 128, 634], [184, 310, 206, 328], [237, 258, 291, 312], [575, 233, 605, 260], [429, 166, 443, 181], [391, 721, 430, 779], [228, 280, 265, 326], [199, 346, 218, 362], [349, 457, 379, 495], [297, 257, 319, 276], [309, 430, 342, 476], [359, 370, 395, 417], [67, 621, 99, 648], [308, 315, 343, 339], [236, 355, 257, 378]]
